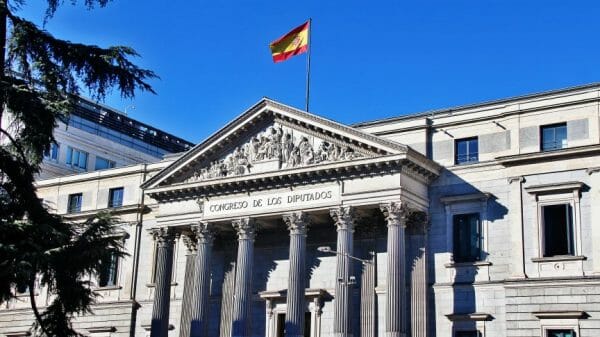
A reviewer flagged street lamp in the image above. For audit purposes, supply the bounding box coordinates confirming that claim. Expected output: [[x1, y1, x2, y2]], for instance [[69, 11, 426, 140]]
[[317, 246, 373, 265]]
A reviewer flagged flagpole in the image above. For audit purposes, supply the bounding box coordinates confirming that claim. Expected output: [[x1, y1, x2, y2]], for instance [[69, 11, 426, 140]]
[[305, 18, 312, 112]]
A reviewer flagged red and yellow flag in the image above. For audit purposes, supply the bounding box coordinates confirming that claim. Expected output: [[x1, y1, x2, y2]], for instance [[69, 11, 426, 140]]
[[269, 21, 309, 63]]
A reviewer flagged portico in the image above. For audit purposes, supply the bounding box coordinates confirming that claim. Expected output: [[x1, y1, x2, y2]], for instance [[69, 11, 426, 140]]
[[141, 99, 440, 337]]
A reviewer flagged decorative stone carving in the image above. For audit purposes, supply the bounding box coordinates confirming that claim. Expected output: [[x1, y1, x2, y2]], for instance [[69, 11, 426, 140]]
[[191, 222, 215, 244], [185, 123, 364, 183], [330, 206, 356, 231], [232, 217, 257, 240], [283, 211, 310, 235], [151, 227, 176, 247], [380, 202, 408, 227]]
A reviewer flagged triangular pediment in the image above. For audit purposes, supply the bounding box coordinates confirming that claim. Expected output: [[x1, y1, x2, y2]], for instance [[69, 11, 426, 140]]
[[142, 98, 409, 191]]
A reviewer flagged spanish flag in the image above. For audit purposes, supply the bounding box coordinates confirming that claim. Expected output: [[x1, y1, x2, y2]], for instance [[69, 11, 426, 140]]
[[269, 21, 310, 63]]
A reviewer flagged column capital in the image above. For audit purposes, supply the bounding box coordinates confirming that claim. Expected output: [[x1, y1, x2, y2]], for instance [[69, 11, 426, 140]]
[[330, 206, 355, 231], [182, 231, 197, 253], [380, 202, 407, 228], [283, 211, 310, 235], [151, 227, 176, 247], [232, 217, 257, 240], [508, 176, 525, 184], [191, 222, 215, 245]]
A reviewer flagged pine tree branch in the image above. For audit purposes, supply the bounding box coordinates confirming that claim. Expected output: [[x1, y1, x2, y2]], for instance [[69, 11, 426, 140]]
[[28, 271, 51, 337]]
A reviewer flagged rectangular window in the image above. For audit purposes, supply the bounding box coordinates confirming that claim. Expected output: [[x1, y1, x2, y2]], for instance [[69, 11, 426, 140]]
[[65, 146, 88, 169], [67, 193, 83, 213], [541, 123, 567, 151], [547, 330, 575, 337], [108, 187, 124, 208], [455, 137, 479, 165], [16, 281, 29, 294], [453, 213, 481, 262], [542, 204, 574, 257], [95, 156, 116, 171], [98, 253, 119, 287], [43, 142, 59, 161]]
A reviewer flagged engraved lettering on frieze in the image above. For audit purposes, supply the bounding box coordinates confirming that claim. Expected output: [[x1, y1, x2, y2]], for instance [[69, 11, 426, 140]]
[[186, 123, 364, 183]]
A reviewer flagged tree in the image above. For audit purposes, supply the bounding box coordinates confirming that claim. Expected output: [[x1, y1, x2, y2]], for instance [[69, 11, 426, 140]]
[[0, 1, 156, 335]]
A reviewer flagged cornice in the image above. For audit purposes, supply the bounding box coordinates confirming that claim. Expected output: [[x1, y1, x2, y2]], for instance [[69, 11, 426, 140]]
[[62, 204, 149, 221], [496, 144, 600, 166], [146, 154, 438, 202]]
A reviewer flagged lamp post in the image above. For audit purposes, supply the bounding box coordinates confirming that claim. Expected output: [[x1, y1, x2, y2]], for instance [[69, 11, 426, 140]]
[[317, 246, 372, 286]]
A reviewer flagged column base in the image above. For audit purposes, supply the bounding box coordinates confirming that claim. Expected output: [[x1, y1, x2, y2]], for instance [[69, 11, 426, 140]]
[[333, 334, 354, 337], [385, 332, 406, 337]]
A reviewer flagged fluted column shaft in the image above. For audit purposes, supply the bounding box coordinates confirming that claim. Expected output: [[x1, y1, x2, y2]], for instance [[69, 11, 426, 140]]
[[231, 218, 257, 337], [150, 227, 176, 337], [190, 223, 215, 337], [283, 212, 310, 337], [330, 206, 355, 337], [381, 203, 407, 337], [179, 233, 198, 337]]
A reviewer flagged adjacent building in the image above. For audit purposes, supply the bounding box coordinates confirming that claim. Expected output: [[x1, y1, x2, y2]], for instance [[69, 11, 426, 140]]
[[2, 83, 600, 337]]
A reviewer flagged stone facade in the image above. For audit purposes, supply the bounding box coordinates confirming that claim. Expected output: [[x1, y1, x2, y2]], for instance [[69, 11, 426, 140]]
[[2, 83, 600, 337]]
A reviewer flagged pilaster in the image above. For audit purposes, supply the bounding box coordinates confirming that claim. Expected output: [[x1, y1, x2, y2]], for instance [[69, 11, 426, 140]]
[[508, 176, 527, 279]]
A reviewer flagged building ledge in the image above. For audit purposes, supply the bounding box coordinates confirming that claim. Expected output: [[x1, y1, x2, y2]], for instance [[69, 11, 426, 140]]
[[525, 182, 584, 194], [93, 285, 122, 291], [63, 203, 149, 221], [259, 288, 331, 300], [497, 144, 600, 166], [440, 192, 491, 205], [533, 311, 588, 319], [531, 255, 586, 263], [86, 326, 116, 333], [446, 312, 493, 321], [445, 261, 492, 268]]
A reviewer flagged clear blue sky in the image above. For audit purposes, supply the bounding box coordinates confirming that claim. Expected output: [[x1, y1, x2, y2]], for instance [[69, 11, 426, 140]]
[[15, 1, 600, 143]]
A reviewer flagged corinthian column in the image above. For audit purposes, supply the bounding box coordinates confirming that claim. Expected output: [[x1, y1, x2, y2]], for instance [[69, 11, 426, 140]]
[[231, 218, 257, 337], [179, 231, 198, 337], [283, 212, 310, 337], [150, 227, 176, 337], [189, 222, 215, 337], [330, 206, 356, 337], [381, 202, 407, 337]]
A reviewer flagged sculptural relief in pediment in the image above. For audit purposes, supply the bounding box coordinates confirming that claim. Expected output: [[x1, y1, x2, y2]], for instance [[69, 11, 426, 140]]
[[185, 122, 368, 183]]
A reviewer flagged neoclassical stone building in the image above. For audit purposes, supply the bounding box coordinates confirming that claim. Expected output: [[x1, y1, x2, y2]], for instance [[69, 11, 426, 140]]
[[2, 83, 600, 337]]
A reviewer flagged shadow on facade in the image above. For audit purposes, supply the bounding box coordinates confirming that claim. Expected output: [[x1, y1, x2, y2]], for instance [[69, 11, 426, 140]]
[[428, 169, 507, 336]]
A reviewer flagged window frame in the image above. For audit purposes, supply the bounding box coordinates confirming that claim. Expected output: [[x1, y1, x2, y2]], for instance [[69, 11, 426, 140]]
[[452, 213, 482, 263], [540, 203, 574, 257], [67, 193, 83, 214], [65, 146, 89, 170], [455, 137, 479, 165], [43, 142, 60, 161], [540, 122, 567, 152], [97, 252, 120, 288], [95, 156, 116, 171], [108, 187, 124, 208]]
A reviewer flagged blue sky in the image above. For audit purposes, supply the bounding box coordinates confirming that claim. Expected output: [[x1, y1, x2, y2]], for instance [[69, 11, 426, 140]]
[[15, 1, 600, 143]]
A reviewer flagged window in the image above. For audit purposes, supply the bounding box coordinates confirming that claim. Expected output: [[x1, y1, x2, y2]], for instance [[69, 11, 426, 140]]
[[542, 204, 574, 257], [108, 187, 124, 208], [95, 156, 116, 171], [455, 137, 478, 164], [453, 213, 481, 262], [67, 193, 83, 213], [65, 146, 89, 169], [541, 123, 567, 151], [547, 329, 575, 337], [43, 142, 59, 161], [98, 253, 119, 287]]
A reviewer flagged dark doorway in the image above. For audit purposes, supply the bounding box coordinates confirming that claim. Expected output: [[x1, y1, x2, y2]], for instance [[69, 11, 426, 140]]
[[275, 312, 312, 337]]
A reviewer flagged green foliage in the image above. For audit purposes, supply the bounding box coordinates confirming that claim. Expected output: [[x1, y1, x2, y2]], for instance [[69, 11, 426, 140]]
[[0, 0, 155, 335]]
